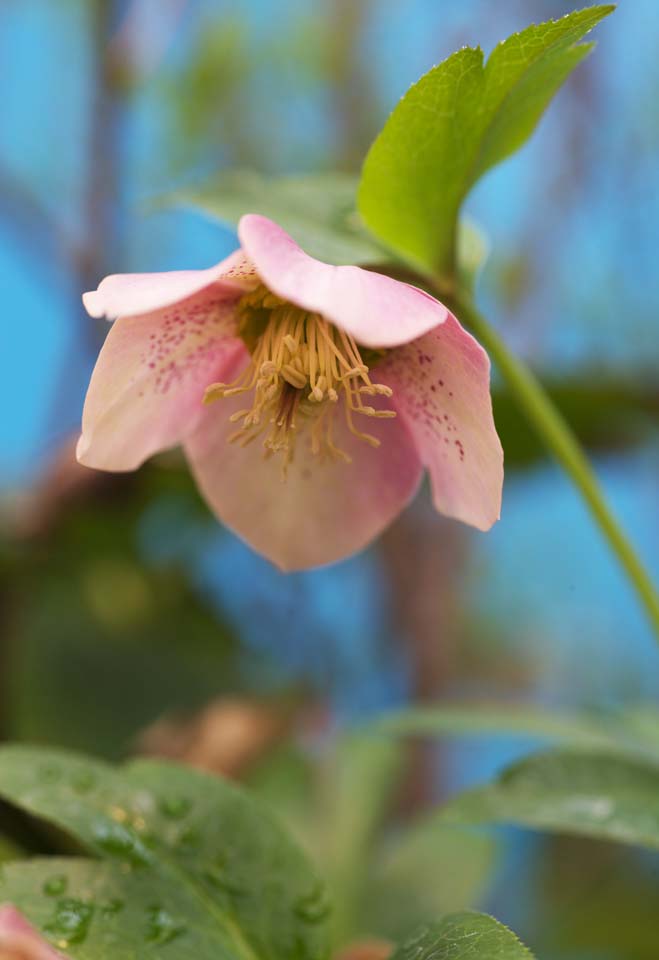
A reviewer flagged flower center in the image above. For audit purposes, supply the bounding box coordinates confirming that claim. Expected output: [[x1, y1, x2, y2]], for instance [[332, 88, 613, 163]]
[[203, 284, 395, 472]]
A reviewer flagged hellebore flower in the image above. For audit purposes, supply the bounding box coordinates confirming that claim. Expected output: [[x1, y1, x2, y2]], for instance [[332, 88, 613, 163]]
[[79, 215, 503, 570], [0, 905, 67, 959]]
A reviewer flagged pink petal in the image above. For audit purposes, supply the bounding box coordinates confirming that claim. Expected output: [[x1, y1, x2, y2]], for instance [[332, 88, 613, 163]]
[[83, 249, 258, 320], [0, 905, 67, 959], [78, 284, 247, 471], [238, 214, 447, 349], [377, 313, 503, 531], [184, 359, 423, 570]]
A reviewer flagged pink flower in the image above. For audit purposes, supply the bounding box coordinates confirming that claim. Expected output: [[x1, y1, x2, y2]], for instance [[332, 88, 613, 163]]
[[0, 906, 68, 959], [79, 215, 503, 570]]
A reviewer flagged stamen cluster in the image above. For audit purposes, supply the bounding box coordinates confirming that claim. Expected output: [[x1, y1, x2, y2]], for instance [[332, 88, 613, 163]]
[[204, 285, 395, 472]]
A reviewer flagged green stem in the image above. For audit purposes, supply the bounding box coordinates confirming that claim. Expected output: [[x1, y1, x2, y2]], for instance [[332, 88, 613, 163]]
[[448, 294, 659, 641]]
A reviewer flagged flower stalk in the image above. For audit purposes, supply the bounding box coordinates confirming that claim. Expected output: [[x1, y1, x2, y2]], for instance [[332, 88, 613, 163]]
[[448, 293, 659, 641]]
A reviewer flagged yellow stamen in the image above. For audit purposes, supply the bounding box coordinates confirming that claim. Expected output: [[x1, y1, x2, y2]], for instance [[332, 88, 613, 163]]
[[204, 284, 395, 474]]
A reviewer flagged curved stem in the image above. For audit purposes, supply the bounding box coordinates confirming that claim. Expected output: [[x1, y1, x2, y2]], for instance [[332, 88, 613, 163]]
[[448, 294, 659, 641]]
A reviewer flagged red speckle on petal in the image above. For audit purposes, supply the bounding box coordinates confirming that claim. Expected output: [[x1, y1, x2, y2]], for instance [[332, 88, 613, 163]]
[[139, 293, 239, 396], [374, 331, 470, 470]]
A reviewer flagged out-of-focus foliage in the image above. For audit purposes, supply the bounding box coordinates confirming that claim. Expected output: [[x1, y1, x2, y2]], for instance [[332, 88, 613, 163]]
[[442, 748, 659, 853], [363, 821, 494, 943], [1, 463, 242, 758], [247, 734, 494, 947], [161, 4, 375, 172], [178, 171, 387, 264], [374, 701, 659, 757], [0, 746, 330, 960], [493, 375, 659, 467], [534, 838, 659, 960]]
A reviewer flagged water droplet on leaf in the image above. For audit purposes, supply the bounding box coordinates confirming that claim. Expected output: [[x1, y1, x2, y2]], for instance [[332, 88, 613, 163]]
[[159, 795, 192, 820], [93, 820, 153, 867], [101, 899, 125, 918], [145, 905, 187, 945], [293, 882, 331, 923], [44, 898, 94, 944], [71, 770, 96, 794], [175, 826, 200, 852], [43, 875, 68, 897], [202, 858, 247, 897]]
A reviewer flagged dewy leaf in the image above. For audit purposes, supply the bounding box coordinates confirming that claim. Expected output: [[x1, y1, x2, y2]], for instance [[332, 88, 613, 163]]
[[0, 858, 244, 959], [389, 912, 535, 960], [358, 6, 614, 279], [441, 749, 659, 852], [176, 170, 387, 265], [0, 747, 330, 960]]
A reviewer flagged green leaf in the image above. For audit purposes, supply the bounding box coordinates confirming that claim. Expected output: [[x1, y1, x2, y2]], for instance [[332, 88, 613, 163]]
[[176, 170, 387, 265], [441, 749, 659, 852], [358, 6, 614, 279], [174, 169, 489, 287], [0, 747, 330, 960], [372, 703, 659, 761], [364, 823, 495, 942], [390, 912, 535, 960], [0, 858, 246, 958], [493, 375, 659, 469], [317, 735, 403, 946]]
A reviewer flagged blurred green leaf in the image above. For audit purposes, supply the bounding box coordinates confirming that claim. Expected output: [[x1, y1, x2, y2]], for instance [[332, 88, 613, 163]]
[[441, 749, 659, 852], [390, 912, 534, 960], [162, 17, 251, 167], [248, 738, 496, 944], [533, 836, 659, 960], [4, 464, 248, 758], [364, 823, 495, 942], [177, 170, 387, 265], [0, 746, 329, 959], [178, 171, 494, 289], [373, 703, 659, 760], [493, 375, 659, 468], [319, 735, 403, 946], [358, 6, 614, 279]]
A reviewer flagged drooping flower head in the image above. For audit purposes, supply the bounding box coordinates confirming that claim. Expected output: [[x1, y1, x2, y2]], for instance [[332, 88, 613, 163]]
[[79, 215, 503, 569]]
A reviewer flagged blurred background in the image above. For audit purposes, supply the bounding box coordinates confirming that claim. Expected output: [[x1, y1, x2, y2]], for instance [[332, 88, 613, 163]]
[[1, 1, 659, 957]]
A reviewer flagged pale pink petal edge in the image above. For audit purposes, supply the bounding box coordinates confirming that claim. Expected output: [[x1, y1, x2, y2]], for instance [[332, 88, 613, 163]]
[[377, 313, 503, 532], [238, 214, 448, 349], [83, 248, 257, 320], [76, 289, 246, 472]]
